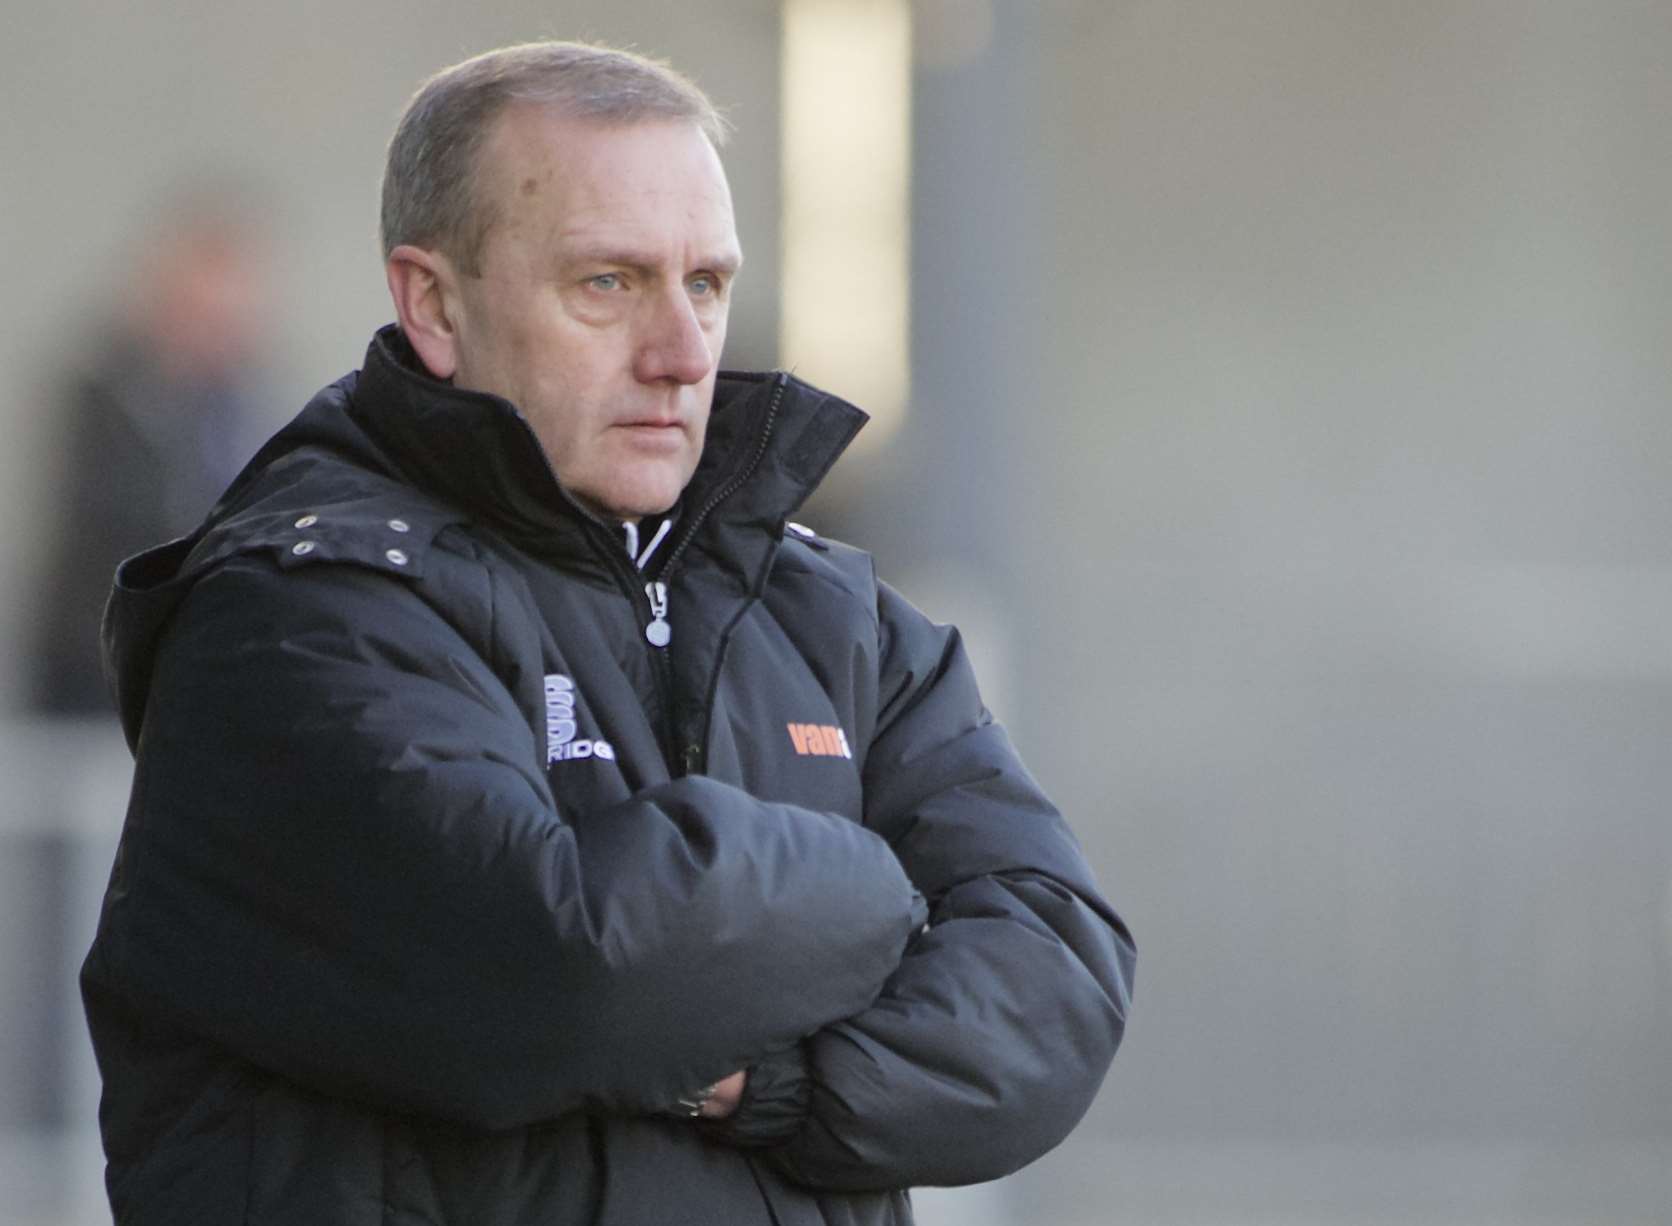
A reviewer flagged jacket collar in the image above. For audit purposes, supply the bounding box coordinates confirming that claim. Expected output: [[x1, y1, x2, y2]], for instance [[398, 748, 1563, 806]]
[[349, 324, 867, 568], [103, 327, 868, 750]]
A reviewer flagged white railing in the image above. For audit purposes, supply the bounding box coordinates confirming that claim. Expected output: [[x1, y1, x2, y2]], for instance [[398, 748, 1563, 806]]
[[0, 718, 128, 1226]]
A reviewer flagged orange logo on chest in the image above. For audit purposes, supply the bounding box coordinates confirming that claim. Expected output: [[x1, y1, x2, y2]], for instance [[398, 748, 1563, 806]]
[[787, 722, 853, 759]]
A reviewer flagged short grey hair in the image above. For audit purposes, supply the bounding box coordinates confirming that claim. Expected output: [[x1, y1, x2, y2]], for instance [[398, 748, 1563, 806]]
[[380, 40, 728, 275]]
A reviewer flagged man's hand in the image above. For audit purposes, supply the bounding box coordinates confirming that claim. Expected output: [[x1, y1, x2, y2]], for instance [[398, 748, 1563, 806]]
[[697, 1070, 747, 1119]]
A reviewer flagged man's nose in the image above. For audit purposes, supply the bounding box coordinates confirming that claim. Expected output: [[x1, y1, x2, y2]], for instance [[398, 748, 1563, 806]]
[[634, 287, 715, 386]]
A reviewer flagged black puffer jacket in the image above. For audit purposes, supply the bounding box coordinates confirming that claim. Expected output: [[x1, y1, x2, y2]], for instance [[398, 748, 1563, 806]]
[[82, 327, 1135, 1225]]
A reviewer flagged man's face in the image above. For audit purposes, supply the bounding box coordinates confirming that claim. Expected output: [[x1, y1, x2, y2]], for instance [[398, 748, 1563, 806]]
[[447, 109, 741, 521]]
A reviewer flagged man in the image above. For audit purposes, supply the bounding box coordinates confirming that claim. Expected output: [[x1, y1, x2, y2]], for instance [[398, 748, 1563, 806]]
[[31, 183, 273, 714], [81, 41, 1134, 1225]]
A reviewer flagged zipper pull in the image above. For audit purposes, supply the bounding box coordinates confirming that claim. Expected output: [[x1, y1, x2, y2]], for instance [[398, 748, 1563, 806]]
[[644, 581, 671, 647]]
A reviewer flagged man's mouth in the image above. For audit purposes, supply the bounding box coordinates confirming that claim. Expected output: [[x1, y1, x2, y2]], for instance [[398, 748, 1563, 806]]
[[615, 420, 687, 447]]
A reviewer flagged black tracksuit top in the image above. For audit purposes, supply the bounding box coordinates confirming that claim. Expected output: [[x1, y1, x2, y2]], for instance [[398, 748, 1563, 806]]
[[81, 325, 1136, 1225]]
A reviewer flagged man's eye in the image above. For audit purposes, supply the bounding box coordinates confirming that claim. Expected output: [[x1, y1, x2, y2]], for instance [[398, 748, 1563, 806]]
[[588, 273, 622, 291], [689, 274, 722, 298]]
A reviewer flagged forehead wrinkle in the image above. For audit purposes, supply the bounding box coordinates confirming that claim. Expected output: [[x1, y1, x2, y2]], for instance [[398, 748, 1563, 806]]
[[552, 215, 742, 270], [555, 194, 735, 240], [483, 112, 741, 273], [559, 239, 743, 267]]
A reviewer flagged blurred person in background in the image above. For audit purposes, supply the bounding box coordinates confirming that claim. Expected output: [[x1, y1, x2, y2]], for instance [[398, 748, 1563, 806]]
[[78, 41, 1134, 1225], [28, 180, 273, 714]]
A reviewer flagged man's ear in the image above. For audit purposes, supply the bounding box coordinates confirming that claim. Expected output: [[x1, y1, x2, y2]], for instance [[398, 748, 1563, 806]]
[[386, 244, 463, 380]]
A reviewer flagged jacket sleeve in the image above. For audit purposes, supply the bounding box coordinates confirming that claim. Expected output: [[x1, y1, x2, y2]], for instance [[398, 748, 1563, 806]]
[[85, 554, 922, 1132], [758, 580, 1136, 1190]]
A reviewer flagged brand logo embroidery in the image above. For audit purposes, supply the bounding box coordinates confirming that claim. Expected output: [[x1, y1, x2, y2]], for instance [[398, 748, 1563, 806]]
[[545, 674, 615, 763], [786, 722, 852, 759]]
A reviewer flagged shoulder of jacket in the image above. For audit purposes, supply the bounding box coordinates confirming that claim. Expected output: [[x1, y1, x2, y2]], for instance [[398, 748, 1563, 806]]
[[183, 445, 473, 584], [773, 521, 879, 620]]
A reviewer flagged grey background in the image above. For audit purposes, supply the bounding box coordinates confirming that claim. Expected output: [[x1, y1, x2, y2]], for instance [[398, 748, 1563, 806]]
[[2, 2, 1669, 1223]]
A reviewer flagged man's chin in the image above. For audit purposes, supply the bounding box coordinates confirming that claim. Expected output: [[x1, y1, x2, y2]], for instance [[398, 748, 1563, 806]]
[[574, 474, 688, 525]]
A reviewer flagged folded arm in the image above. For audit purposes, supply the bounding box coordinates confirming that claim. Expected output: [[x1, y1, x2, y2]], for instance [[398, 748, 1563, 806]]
[[738, 581, 1136, 1189], [86, 556, 920, 1131]]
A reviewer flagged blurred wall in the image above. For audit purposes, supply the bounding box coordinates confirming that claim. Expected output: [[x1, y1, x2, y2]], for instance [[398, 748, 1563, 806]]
[[1024, 0, 1672, 1143]]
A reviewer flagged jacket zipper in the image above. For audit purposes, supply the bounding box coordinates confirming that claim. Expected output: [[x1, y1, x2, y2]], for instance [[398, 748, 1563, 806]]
[[563, 375, 789, 778], [648, 376, 788, 777], [644, 580, 671, 647], [569, 520, 681, 769], [654, 376, 788, 588], [491, 410, 688, 771]]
